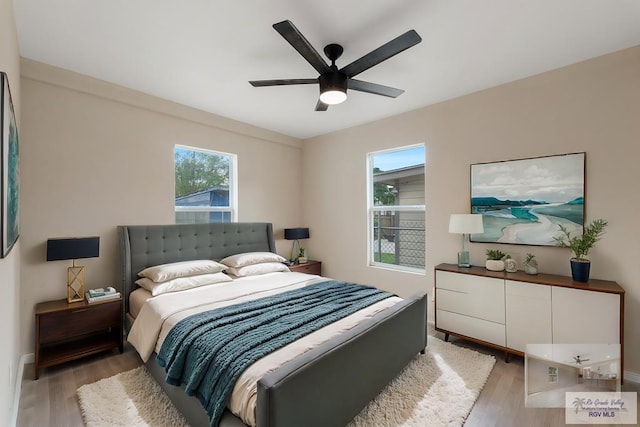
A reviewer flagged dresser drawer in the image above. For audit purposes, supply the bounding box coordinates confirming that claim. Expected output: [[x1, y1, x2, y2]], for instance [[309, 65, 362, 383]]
[[437, 270, 501, 293], [435, 271, 505, 324], [39, 300, 121, 343], [437, 309, 506, 347]]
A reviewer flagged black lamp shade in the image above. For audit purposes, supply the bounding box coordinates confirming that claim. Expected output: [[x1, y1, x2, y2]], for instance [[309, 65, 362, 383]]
[[284, 228, 310, 240], [46, 237, 100, 261]]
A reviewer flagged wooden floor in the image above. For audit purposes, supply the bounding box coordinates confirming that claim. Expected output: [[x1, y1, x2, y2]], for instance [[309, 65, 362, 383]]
[[449, 334, 640, 427], [17, 335, 639, 427], [18, 345, 142, 427]]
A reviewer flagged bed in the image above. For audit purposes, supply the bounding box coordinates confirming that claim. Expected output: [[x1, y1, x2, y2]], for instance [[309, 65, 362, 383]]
[[118, 222, 427, 427]]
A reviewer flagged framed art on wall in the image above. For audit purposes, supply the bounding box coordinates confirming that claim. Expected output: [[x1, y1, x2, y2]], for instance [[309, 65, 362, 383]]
[[470, 152, 585, 246], [1, 72, 20, 258]]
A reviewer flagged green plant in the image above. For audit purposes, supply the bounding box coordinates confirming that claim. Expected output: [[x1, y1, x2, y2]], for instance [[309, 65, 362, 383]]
[[298, 247, 306, 258], [553, 219, 608, 260], [525, 253, 537, 267], [486, 249, 508, 260], [374, 253, 396, 264]]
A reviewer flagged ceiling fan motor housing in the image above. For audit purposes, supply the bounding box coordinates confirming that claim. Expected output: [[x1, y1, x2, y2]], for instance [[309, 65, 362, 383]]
[[319, 71, 348, 94]]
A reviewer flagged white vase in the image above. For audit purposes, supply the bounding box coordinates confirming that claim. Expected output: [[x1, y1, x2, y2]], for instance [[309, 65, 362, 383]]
[[485, 260, 505, 272], [524, 264, 538, 275]]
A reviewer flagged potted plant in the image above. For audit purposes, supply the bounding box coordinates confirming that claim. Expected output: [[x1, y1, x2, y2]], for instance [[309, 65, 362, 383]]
[[524, 253, 538, 275], [485, 249, 508, 272], [553, 219, 608, 283], [297, 247, 308, 264]]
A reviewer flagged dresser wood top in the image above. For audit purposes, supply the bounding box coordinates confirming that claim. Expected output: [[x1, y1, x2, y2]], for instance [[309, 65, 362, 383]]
[[435, 263, 624, 294]]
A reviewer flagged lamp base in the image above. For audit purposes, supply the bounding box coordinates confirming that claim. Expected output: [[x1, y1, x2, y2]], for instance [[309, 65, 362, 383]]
[[290, 240, 300, 264], [457, 251, 471, 268], [67, 265, 86, 303]]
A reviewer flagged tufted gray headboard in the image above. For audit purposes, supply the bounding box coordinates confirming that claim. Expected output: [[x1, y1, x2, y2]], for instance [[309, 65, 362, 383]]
[[117, 222, 275, 315]]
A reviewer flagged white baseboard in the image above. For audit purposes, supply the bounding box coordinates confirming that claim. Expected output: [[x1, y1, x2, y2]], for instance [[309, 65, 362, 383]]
[[11, 353, 33, 427], [624, 370, 640, 384]]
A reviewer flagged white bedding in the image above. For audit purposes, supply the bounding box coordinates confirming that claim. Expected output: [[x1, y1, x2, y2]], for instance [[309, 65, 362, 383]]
[[127, 272, 401, 426], [129, 287, 152, 319]]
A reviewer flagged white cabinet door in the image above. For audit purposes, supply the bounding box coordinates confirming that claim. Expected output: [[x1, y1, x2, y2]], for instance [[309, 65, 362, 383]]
[[435, 271, 505, 324], [505, 280, 552, 353], [552, 287, 620, 344]]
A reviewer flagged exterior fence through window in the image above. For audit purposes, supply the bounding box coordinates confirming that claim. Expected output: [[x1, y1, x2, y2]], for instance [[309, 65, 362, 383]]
[[372, 209, 425, 269]]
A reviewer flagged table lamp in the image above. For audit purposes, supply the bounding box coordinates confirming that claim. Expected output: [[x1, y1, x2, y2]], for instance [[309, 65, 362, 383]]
[[448, 214, 484, 267], [284, 227, 310, 264], [47, 236, 100, 303]]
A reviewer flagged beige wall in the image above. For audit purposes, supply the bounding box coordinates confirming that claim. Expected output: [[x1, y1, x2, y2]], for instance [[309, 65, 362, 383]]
[[0, 0, 21, 422], [303, 46, 640, 375], [19, 60, 304, 356]]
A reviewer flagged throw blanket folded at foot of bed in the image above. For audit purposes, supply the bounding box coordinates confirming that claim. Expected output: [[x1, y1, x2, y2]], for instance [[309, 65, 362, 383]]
[[157, 280, 393, 427]]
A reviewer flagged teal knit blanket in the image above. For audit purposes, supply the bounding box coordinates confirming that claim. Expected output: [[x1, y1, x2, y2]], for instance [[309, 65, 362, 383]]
[[156, 280, 392, 427]]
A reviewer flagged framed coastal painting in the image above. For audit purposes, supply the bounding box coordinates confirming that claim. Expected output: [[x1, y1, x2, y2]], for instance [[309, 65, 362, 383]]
[[470, 152, 585, 246], [1, 72, 19, 258]]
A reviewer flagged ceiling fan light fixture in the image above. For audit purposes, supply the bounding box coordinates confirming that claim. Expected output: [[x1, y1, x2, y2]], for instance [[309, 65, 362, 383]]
[[320, 89, 347, 105], [319, 72, 348, 105]]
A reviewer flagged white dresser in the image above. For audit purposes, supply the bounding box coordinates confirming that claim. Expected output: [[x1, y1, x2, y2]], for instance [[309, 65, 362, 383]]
[[434, 263, 625, 381]]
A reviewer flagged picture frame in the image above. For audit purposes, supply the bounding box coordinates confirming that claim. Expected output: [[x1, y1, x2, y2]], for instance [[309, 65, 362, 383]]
[[470, 152, 585, 246], [1, 72, 20, 258]]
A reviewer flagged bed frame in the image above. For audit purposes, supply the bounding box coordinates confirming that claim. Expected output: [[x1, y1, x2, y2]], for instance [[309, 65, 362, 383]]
[[118, 222, 427, 427]]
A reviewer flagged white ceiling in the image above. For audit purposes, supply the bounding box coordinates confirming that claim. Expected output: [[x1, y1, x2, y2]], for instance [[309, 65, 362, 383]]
[[13, 0, 640, 139]]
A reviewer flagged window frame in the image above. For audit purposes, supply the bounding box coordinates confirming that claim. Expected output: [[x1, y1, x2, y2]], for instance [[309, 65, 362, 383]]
[[174, 144, 238, 223], [367, 144, 426, 273]]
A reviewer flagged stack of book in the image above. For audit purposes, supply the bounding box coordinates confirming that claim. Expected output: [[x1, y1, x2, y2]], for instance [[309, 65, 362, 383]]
[[85, 286, 120, 303]]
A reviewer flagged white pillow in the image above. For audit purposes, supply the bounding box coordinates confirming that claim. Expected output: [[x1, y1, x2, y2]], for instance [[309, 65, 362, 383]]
[[225, 262, 290, 277], [135, 272, 233, 296], [219, 252, 286, 268], [138, 260, 227, 282]]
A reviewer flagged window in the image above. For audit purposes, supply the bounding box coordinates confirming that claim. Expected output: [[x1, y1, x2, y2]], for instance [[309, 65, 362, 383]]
[[368, 145, 425, 271], [174, 145, 237, 223]]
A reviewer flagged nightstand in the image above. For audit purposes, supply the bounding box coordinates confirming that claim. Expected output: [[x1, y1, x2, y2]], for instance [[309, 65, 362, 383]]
[[34, 297, 123, 379], [288, 260, 322, 275]]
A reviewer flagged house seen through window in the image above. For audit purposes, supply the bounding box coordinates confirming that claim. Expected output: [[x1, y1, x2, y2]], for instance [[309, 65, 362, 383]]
[[174, 145, 237, 223], [368, 145, 425, 271]]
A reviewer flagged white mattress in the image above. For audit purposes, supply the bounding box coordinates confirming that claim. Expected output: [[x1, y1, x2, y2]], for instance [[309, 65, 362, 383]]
[[127, 272, 401, 426]]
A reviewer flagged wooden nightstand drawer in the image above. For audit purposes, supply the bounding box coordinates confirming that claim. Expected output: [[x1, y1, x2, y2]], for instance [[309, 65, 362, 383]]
[[289, 260, 322, 275], [39, 301, 120, 343]]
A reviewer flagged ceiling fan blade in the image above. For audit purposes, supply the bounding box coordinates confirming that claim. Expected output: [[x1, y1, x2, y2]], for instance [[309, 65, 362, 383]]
[[348, 79, 404, 98], [315, 100, 329, 111], [273, 20, 330, 74], [340, 30, 422, 78], [249, 78, 317, 87]]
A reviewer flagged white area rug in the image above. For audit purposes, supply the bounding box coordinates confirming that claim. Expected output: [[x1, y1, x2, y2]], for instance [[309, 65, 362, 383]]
[[77, 336, 495, 427], [349, 337, 495, 427], [77, 365, 189, 427]]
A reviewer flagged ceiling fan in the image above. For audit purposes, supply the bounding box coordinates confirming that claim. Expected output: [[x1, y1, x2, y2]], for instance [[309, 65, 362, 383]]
[[572, 355, 591, 365], [249, 20, 422, 111]]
